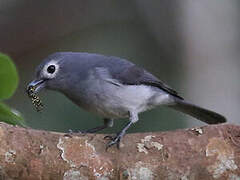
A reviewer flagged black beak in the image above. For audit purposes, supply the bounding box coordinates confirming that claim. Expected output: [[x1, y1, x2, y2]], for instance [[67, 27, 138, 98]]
[[27, 79, 45, 94]]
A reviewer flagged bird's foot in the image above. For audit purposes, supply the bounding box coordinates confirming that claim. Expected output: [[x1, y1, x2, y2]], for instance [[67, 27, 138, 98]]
[[104, 120, 133, 150], [104, 133, 123, 149]]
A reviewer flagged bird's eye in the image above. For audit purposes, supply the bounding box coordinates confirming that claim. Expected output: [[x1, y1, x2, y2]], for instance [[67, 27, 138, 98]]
[[47, 65, 56, 74]]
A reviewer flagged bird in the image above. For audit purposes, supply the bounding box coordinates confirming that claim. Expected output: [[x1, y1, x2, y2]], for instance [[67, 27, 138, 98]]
[[27, 52, 226, 149]]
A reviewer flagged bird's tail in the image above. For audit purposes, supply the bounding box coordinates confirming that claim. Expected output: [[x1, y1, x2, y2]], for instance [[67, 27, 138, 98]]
[[168, 98, 227, 124]]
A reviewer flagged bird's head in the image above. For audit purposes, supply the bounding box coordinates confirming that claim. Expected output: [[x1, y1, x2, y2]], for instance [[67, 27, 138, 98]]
[[27, 52, 74, 95]]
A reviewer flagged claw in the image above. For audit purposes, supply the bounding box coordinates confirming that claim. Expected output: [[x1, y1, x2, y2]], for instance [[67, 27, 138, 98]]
[[104, 135, 114, 140], [105, 135, 121, 150]]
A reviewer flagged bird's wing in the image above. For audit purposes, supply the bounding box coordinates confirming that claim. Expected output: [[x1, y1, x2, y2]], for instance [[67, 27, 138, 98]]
[[112, 65, 184, 100]]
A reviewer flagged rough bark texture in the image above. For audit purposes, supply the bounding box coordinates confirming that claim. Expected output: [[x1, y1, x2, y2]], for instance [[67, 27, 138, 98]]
[[0, 122, 239, 180]]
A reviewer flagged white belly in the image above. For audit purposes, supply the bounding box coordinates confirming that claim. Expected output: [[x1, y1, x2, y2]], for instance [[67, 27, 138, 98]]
[[90, 83, 173, 118]]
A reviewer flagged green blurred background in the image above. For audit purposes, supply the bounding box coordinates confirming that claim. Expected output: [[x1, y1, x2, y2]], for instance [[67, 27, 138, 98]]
[[1, 1, 239, 133]]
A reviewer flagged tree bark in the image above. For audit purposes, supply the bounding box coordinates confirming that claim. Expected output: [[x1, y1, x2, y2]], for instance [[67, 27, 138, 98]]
[[0, 122, 239, 180]]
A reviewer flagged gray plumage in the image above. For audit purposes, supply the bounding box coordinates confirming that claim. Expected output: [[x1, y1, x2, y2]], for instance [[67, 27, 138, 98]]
[[27, 52, 226, 148]]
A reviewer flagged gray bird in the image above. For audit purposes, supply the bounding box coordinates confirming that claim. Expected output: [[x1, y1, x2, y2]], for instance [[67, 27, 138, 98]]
[[27, 52, 226, 148]]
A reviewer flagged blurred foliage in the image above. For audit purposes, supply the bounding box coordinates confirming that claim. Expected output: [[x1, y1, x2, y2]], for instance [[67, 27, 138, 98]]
[[0, 53, 25, 126], [0, 53, 18, 100], [0, 103, 25, 127]]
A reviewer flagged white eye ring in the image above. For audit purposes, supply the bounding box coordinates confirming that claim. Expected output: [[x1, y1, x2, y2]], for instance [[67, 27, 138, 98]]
[[47, 65, 56, 74], [42, 61, 59, 79]]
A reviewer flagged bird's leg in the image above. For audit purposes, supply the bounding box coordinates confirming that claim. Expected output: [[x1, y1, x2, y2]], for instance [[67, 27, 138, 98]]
[[65, 118, 113, 137], [84, 118, 113, 133], [105, 111, 138, 149]]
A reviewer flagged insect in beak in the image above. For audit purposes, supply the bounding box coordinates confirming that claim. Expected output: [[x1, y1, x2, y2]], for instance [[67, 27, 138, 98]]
[[26, 79, 45, 112]]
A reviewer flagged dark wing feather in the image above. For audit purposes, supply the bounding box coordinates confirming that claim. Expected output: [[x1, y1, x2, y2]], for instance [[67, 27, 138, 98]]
[[113, 65, 184, 100]]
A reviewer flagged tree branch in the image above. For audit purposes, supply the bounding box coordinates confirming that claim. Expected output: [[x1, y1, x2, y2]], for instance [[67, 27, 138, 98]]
[[0, 122, 239, 179]]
